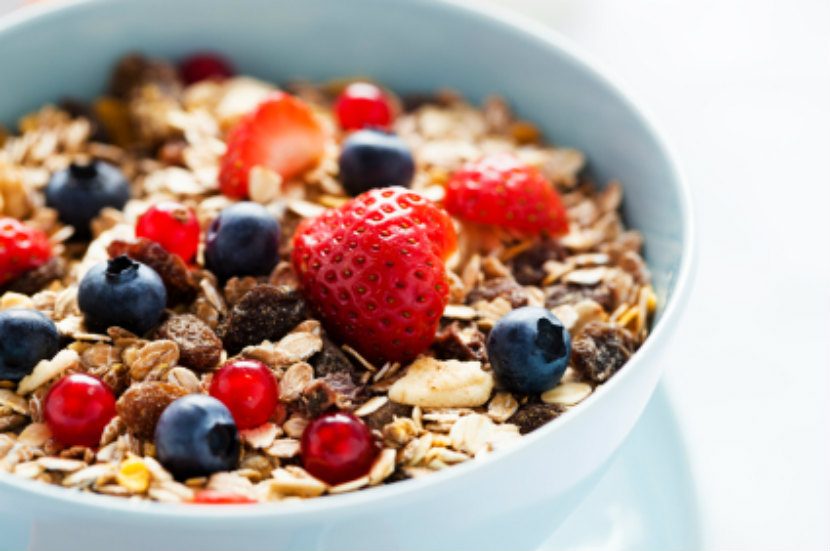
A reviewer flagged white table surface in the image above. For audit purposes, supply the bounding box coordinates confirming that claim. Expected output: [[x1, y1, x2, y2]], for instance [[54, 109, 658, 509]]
[[1, 0, 828, 549], [472, 0, 830, 548]]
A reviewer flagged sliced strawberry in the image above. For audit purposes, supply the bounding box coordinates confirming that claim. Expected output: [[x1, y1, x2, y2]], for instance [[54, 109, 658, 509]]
[[219, 92, 326, 199], [292, 187, 456, 365], [445, 153, 569, 236]]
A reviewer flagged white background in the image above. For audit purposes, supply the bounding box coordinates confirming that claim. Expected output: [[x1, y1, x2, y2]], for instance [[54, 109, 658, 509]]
[[0, 0, 827, 548], [468, 0, 830, 548]]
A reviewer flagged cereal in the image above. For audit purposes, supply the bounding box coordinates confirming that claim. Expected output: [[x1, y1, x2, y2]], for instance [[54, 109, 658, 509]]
[[0, 54, 656, 502]]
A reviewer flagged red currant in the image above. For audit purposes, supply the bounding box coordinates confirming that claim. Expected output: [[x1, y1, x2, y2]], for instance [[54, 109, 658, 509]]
[[136, 201, 200, 263], [190, 489, 256, 504], [44, 373, 116, 447], [300, 411, 378, 485], [209, 359, 279, 429], [179, 52, 235, 85], [334, 82, 393, 131]]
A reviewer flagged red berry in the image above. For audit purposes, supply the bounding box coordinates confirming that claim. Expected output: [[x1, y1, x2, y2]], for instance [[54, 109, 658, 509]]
[[44, 373, 116, 447], [292, 187, 456, 365], [445, 153, 569, 236], [219, 92, 327, 199], [301, 411, 378, 486], [135, 201, 200, 263], [334, 82, 393, 131], [190, 489, 256, 504], [209, 359, 279, 429], [0, 217, 52, 286], [179, 52, 234, 85]]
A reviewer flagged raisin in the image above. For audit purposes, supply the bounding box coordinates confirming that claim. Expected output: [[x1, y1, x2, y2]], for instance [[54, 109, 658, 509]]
[[310, 337, 362, 383], [3, 257, 67, 295], [303, 373, 364, 418], [109, 54, 181, 99], [59, 98, 112, 142], [108, 238, 198, 306], [544, 283, 614, 312], [508, 237, 567, 286], [432, 321, 487, 363], [158, 138, 187, 166], [571, 321, 636, 383], [466, 277, 528, 308], [508, 403, 565, 434], [157, 314, 222, 371], [363, 400, 413, 432], [217, 285, 306, 356], [116, 381, 187, 440]]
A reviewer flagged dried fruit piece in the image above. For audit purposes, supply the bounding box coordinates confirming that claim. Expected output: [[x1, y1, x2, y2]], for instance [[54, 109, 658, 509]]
[[108, 238, 198, 306], [309, 337, 361, 383], [217, 285, 306, 355], [509, 238, 566, 286], [303, 373, 363, 418], [432, 322, 487, 363], [465, 277, 528, 309], [3, 257, 67, 295], [362, 400, 412, 432], [544, 282, 614, 312], [507, 403, 564, 434], [116, 382, 187, 440], [157, 314, 222, 371], [570, 321, 636, 383]]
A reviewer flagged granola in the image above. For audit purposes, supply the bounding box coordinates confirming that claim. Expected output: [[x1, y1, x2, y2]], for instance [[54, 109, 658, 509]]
[[0, 53, 656, 502]]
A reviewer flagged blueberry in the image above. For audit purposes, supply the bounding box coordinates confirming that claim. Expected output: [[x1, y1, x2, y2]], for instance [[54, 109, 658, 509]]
[[0, 308, 60, 382], [486, 306, 572, 394], [205, 202, 280, 281], [78, 255, 166, 335], [154, 394, 240, 480], [45, 161, 130, 240], [338, 130, 415, 196]]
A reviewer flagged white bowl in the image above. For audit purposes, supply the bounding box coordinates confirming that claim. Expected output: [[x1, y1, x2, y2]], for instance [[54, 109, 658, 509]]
[[0, 0, 695, 548]]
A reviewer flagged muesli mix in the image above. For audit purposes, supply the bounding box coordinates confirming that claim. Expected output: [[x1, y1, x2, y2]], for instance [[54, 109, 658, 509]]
[[0, 53, 655, 503]]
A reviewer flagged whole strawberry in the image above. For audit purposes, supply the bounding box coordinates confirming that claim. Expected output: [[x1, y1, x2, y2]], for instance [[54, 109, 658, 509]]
[[219, 92, 326, 199], [0, 218, 52, 287], [292, 187, 456, 365], [445, 152, 569, 236]]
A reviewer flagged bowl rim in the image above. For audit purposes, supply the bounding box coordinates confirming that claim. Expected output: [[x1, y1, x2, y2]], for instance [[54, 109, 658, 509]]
[[0, 0, 697, 520]]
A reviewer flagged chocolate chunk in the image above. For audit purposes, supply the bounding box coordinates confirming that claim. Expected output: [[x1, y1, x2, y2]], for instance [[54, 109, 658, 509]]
[[432, 321, 488, 363], [3, 256, 66, 295], [508, 403, 565, 434], [107, 238, 198, 306], [116, 381, 187, 440], [544, 283, 614, 312], [157, 314, 222, 371], [310, 336, 362, 383], [303, 373, 364, 418], [509, 238, 567, 286], [571, 321, 636, 383], [466, 277, 528, 309], [217, 285, 306, 355], [363, 400, 413, 432]]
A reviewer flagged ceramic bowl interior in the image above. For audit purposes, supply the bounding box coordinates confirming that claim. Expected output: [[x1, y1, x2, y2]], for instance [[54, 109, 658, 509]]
[[0, 0, 694, 549]]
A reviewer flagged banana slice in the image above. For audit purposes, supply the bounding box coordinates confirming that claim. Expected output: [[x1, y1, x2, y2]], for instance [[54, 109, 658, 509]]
[[389, 356, 494, 408]]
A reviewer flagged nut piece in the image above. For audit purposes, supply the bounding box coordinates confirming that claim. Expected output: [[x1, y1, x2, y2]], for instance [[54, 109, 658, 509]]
[[116, 382, 187, 440], [389, 356, 494, 408], [157, 314, 222, 371]]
